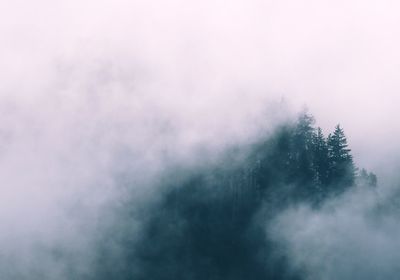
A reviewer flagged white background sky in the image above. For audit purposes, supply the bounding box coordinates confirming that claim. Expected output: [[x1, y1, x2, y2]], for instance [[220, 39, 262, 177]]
[[1, 1, 400, 277], [1, 0, 400, 175]]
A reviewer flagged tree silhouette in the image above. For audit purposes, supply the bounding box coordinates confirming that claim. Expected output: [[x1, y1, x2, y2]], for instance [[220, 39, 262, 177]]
[[96, 111, 377, 280], [327, 125, 356, 190], [357, 168, 377, 188], [312, 127, 329, 198], [289, 111, 316, 198]]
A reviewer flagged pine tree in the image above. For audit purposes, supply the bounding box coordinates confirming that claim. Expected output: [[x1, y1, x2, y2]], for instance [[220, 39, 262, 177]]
[[327, 125, 356, 190], [290, 110, 316, 197], [312, 127, 329, 189], [357, 168, 378, 188]]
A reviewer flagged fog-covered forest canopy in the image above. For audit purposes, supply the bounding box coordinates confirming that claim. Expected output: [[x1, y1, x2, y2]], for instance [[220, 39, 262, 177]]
[[92, 110, 378, 280], [5, 1, 400, 279]]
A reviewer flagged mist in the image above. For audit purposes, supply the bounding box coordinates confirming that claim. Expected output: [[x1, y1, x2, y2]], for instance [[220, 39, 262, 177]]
[[270, 186, 400, 279], [1, 0, 400, 279]]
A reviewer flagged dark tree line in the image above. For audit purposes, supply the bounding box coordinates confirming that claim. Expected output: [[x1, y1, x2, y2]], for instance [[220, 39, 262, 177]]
[[252, 110, 376, 205], [91, 111, 377, 280]]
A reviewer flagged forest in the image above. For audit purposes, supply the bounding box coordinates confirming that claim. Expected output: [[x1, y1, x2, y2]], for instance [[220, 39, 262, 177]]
[[91, 111, 378, 280]]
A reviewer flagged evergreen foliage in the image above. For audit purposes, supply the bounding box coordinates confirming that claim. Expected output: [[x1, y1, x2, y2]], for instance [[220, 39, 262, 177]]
[[326, 125, 356, 190], [253, 111, 364, 203], [357, 168, 378, 187], [94, 110, 377, 280]]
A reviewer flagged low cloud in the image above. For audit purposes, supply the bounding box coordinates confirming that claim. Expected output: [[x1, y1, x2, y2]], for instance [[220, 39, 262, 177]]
[[270, 185, 400, 280]]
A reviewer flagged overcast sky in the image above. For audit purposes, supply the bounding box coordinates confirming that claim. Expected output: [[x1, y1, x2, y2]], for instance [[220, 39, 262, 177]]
[[2, 0, 400, 177], [1, 1, 400, 278]]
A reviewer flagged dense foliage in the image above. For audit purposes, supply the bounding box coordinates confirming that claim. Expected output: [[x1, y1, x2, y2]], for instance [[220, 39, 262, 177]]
[[93, 111, 377, 280], [252, 111, 376, 204]]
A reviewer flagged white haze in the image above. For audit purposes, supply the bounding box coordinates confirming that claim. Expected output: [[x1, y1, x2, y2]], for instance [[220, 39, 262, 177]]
[[269, 187, 400, 280], [1, 0, 400, 278]]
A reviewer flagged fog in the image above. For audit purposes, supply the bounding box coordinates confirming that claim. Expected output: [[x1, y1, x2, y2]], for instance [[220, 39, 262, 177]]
[[3, 0, 400, 171], [1, 0, 400, 279], [270, 187, 400, 279]]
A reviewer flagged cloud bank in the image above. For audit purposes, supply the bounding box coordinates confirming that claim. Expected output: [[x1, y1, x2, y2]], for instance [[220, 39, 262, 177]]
[[270, 186, 400, 280], [1, 0, 400, 279]]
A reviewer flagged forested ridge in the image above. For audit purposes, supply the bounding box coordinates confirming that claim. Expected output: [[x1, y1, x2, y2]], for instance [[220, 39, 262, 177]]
[[93, 111, 377, 280]]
